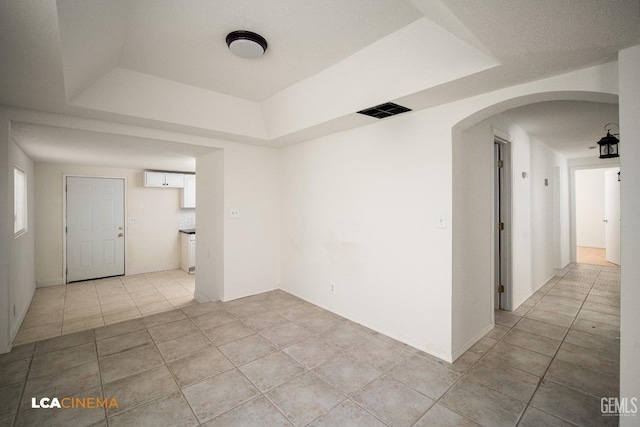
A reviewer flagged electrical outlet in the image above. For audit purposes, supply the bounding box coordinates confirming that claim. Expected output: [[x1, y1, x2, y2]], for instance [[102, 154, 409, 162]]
[[230, 209, 240, 218], [330, 282, 336, 294]]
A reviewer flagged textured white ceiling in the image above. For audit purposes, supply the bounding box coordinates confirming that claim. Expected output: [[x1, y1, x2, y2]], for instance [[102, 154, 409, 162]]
[[501, 101, 619, 159], [59, 0, 422, 102], [443, 0, 640, 64], [1, 0, 639, 160]]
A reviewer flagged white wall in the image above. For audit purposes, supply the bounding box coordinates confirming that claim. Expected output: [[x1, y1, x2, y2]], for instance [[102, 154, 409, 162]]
[[195, 150, 224, 302], [0, 62, 619, 357], [554, 163, 571, 270], [452, 115, 569, 356], [35, 163, 194, 285], [619, 44, 640, 427], [575, 169, 606, 248], [0, 115, 11, 353], [223, 144, 281, 301], [194, 143, 280, 303], [9, 141, 36, 341], [281, 63, 616, 362], [529, 134, 566, 290], [451, 122, 494, 357], [280, 112, 454, 360]]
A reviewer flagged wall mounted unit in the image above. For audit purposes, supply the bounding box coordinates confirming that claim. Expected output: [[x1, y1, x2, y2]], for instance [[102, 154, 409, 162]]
[[144, 171, 185, 188]]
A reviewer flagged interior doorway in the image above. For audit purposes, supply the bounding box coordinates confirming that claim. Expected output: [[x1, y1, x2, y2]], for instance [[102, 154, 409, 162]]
[[574, 167, 620, 267], [494, 138, 512, 310]]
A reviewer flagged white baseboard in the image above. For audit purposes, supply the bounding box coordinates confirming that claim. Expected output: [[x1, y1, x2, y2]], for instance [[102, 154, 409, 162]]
[[0, 342, 12, 355], [37, 264, 182, 287], [451, 323, 495, 361], [10, 291, 34, 342], [512, 273, 556, 310], [194, 291, 215, 303], [126, 264, 181, 276], [36, 278, 64, 288], [223, 286, 278, 303], [280, 287, 454, 363]]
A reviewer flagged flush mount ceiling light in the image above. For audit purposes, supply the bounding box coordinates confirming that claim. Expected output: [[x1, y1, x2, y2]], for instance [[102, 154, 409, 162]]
[[226, 30, 268, 59], [597, 122, 620, 159]]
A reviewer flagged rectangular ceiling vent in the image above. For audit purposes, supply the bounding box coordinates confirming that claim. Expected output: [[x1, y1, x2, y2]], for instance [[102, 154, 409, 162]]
[[357, 102, 412, 119]]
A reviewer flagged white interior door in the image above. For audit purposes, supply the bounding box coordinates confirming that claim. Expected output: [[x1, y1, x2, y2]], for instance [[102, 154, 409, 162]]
[[66, 177, 125, 282], [604, 169, 621, 265]]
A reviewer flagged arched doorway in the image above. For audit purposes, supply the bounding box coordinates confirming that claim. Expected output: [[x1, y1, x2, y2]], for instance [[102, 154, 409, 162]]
[[450, 91, 618, 358]]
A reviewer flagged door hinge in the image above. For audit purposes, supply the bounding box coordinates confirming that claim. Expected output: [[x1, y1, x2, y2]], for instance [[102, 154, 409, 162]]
[[65, 226, 67, 233], [498, 284, 505, 293], [498, 222, 504, 231], [65, 184, 68, 192], [497, 160, 504, 168]]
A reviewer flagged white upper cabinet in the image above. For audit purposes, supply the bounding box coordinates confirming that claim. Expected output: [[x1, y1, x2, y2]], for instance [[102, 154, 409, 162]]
[[164, 173, 185, 187], [181, 174, 196, 208], [144, 171, 185, 188]]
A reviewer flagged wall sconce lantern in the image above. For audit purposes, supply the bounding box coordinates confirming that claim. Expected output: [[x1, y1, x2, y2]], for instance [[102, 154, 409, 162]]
[[597, 123, 620, 159]]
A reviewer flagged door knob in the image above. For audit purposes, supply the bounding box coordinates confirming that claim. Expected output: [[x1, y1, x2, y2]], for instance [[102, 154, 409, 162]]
[[118, 226, 123, 230], [603, 219, 608, 223], [118, 233, 123, 237]]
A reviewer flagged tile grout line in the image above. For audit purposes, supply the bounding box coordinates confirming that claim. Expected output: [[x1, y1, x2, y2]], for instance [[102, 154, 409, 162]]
[[6, 265, 619, 426], [10, 344, 36, 427], [93, 333, 109, 427], [514, 265, 598, 425]]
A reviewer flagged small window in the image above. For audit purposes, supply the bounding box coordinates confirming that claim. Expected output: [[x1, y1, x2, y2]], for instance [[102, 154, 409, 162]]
[[14, 167, 27, 237]]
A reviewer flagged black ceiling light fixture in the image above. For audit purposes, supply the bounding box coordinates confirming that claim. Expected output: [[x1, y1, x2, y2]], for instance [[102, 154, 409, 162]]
[[226, 30, 268, 59], [597, 122, 620, 159], [357, 102, 412, 119]]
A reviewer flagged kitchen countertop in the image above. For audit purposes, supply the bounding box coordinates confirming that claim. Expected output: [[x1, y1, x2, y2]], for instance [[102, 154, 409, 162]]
[[179, 228, 196, 234]]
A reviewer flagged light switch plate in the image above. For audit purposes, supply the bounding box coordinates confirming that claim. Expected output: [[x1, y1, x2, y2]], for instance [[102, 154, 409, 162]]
[[437, 212, 447, 229]]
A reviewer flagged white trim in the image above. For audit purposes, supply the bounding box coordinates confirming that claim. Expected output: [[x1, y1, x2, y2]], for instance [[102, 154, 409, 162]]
[[492, 126, 513, 143], [10, 289, 32, 342], [127, 264, 181, 276], [13, 166, 27, 237], [282, 287, 455, 363], [568, 158, 620, 263], [558, 260, 572, 270], [36, 278, 64, 288], [63, 174, 128, 283], [193, 291, 214, 303], [0, 343, 12, 355], [451, 323, 495, 361], [493, 133, 513, 312], [511, 272, 555, 311]]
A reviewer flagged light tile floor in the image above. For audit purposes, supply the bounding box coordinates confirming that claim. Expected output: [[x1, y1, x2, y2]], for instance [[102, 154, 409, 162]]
[[13, 270, 197, 346], [0, 263, 621, 426]]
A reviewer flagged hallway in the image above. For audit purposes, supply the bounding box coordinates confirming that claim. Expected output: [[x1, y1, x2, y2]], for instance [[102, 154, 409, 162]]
[[0, 262, 620, 426]]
